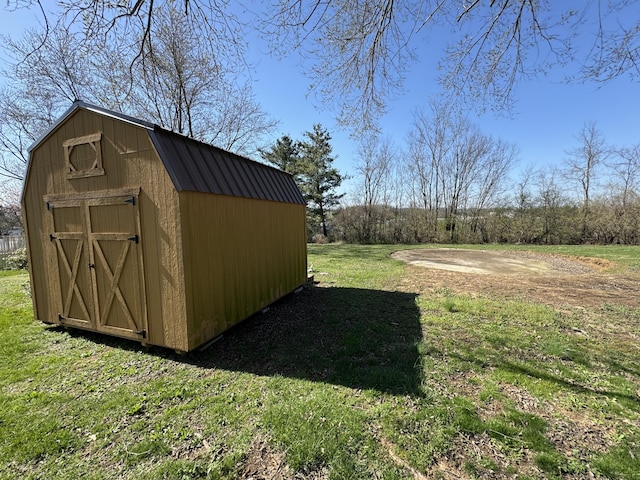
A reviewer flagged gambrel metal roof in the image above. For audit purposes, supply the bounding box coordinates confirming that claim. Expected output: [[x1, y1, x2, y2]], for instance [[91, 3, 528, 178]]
[[149, 127, 305, 204], [29, 100, 305, 205]]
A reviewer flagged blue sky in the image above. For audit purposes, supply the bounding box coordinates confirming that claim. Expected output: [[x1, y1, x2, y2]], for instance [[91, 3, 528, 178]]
[[1, 3, 638, 199], [240, 4, 640, 189], [244, 26, 639, 199]]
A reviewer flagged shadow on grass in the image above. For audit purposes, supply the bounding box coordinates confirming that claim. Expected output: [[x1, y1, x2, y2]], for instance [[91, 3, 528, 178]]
[[191, 285, 424, 396], [46, 284, 423, 396]]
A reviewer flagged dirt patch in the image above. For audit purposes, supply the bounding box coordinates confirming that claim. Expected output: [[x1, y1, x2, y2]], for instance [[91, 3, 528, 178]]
[[240, 437, 328, 480], [393, 248, 640, 309], [241, 437, 291, 480], [392, 249, 600, 275]]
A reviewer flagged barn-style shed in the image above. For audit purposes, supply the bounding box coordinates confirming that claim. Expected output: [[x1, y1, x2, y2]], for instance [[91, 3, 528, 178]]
[[22, 101, 307, 352]]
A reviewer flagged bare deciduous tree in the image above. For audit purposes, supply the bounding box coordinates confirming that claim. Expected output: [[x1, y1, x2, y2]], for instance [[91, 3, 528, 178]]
[[407, 102, 451, 240], [593, 144, 640, 244], [406, 103, 516, 242], [612, 144, 640, 208], [263, 0, 639, 125], [131, 7, 277, 154], [509, 165, 538, 243], [0, 27, 91, 182], [536, 169, 572, 244], [6, 1, 638, 127], [0, 3, 276, 186], [465, 138, 518, 241], [351, 134, 396, 242], [564, 121, 610, 240]]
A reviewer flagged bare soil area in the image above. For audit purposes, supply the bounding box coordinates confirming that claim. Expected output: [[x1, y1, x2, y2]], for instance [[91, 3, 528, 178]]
[[392, 248, 640, 309]]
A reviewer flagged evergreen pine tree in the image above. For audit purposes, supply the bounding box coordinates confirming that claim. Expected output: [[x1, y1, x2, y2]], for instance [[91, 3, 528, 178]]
[[258, 134, 300, 174], [298, 124, 345, 238]]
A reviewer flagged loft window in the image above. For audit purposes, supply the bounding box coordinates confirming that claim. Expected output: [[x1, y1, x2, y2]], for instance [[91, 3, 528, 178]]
[[63, 133, 104, 179]]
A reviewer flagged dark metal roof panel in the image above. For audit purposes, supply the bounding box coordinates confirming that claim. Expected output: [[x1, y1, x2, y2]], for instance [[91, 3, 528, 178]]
[[270, 168, 298, 204], [194, 143, 233, 196], [216, 147, 246, 197], [148, 127, 305, 205]]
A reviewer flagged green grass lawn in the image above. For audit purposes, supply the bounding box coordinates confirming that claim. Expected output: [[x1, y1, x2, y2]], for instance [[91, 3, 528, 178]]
[[1, 245, 639, 479]]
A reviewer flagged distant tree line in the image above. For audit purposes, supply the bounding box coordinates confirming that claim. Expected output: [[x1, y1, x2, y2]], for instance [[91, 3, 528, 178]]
[[293, 105, 640, 245]]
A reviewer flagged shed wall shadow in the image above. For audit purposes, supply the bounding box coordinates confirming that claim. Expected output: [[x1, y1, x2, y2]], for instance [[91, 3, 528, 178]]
[[192, 285, 424, 396]]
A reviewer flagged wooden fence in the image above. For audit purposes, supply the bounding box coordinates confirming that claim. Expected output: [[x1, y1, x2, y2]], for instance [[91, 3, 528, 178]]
[[0, 236, 26, 269], [0, 236, 25, 253]]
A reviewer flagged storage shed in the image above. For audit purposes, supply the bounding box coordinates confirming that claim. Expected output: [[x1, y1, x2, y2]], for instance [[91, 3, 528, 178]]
[[22, 101, 307, 352]]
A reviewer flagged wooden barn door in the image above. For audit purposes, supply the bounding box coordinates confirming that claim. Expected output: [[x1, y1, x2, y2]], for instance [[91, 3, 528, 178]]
[[87, 194, 147, 340], [49, 200, 94, 329], [46, 190, 147, 341]]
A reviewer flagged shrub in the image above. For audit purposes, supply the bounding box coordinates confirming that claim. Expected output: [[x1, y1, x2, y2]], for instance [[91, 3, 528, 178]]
[[5, 247, 28, 270], [311, 234, 328, 244]]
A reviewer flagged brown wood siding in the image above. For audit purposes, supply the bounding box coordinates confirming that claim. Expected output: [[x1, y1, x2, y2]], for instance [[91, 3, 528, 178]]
[[24, 102, 306, 352], [22, 109, 189, 351], [179, 191, 307, 350], [23, 144, 53, 323]]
